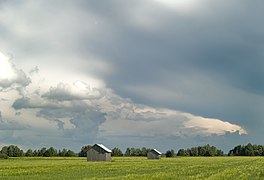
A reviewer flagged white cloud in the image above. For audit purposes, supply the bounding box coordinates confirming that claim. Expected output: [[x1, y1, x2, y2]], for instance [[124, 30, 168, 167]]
[[99, 106, 247, 138], [0, 52, 15, 79], [42, 81, 101, 101], [183, 114, 247, 136], [0, 51, 30, 91]]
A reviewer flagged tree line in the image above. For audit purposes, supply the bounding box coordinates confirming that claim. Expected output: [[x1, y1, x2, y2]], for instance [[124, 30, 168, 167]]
[[0, 145, 76, 158], [1, 143, 264, 159], [176, 144, 224, 156], [228, 143, 264, 156]]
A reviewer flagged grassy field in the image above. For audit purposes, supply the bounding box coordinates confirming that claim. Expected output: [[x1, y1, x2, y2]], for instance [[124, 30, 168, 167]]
[[0, 156, 264, 179]]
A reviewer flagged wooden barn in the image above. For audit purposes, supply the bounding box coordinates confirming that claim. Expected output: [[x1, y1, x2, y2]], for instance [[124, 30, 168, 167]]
[[87, 144, 112, 162], [147, 148, 162, 159]]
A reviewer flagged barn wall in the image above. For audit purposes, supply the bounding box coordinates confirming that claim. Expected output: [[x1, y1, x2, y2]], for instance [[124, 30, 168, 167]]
[[147, 152, 160, 159], [105, 153, 112, 162], [87, 148, 111, 162]]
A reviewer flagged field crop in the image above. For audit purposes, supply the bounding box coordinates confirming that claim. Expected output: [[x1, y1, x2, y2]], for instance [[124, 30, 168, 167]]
[[0, 156, 264, 179]]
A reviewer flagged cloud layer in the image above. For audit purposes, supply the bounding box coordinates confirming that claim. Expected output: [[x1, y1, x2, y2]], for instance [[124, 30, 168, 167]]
[[0, 52, 246, 150]]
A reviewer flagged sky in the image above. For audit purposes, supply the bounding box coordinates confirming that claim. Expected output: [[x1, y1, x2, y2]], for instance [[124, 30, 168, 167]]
[[0, 0, 263, 153]]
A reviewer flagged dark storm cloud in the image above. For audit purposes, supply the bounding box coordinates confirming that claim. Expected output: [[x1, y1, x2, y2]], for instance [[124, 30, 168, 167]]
[[81, 0, 264, 96]]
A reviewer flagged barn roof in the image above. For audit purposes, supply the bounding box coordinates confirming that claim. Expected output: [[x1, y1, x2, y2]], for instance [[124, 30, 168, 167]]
[[151, 148, 162, 155], [94, 144, 112, 153]]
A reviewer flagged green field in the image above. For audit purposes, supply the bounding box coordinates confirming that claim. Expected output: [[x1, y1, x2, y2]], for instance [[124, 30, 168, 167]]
[[0, 157, 264, 179]]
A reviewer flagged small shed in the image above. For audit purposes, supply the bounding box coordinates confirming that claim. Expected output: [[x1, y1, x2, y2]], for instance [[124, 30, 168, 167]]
[[87, 144, 112, 162], [147, 148, 162, 159]]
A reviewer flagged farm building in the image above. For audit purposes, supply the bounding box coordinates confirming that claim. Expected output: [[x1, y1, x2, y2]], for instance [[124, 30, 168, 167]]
[[147, 149, 162, 159], [87, 144, 112, 162]]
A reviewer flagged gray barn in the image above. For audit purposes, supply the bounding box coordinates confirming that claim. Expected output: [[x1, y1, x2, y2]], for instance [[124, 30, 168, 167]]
[[87, 144, 112, 162], [147, 149, 162, 159]]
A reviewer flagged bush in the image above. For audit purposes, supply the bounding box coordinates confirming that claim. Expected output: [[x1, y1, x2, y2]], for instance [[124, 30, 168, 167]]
[[0, 153, 9, 159]]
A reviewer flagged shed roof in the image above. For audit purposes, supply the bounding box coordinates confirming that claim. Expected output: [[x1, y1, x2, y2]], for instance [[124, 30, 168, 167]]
[[151, 148, 162, 155], [94, 144, 112, 153]]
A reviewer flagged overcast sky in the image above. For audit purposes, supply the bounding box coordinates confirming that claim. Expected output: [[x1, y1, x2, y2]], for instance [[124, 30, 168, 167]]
[[0, 0, 263, 152]]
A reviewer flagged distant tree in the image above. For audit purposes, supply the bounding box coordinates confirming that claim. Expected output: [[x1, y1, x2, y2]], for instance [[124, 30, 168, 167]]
[[58, 150, 61, 156], [257, 145, 264, 156], [7, 145, 14, 157], [228, 150, 234, 156], [235, 145, 243, 156], [79, 145, 92, 157], [205, 145, 217, 156], [25, 149, 33, 157], [111, 147, 123, 156], [0, 146, 8, 155], [38, 148, 47, 156], [130, 148, 142, 156], [216, 149, 224, 156], [165, 149, 175, 157], [130, 148, 136, 156], [253, 145, 261, 156], [134, 148, 141, 156], [43, 147, 57, 157], [141, 147, 150, 156], [177, 145, 223, 157], [177, 149, 189, 156], [198, 146, 207, 156], [185, 149, 191, 156], [177, 149, 185, 156], [33, 150, 38, 157], [14, 145, 24, 157], [190, 147, 199, 156], [2, 145, 24, 157], [58, 148, 68, 157], [123, 147, 151, 156], [228, 143, 264, 156], [245, 143, 254, 156], [65, 150, 76, 157], [125, 148, 131, 156]]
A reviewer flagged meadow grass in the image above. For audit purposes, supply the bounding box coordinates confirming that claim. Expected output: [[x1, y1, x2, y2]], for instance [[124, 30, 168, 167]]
[[0, 156, 263, 179]]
